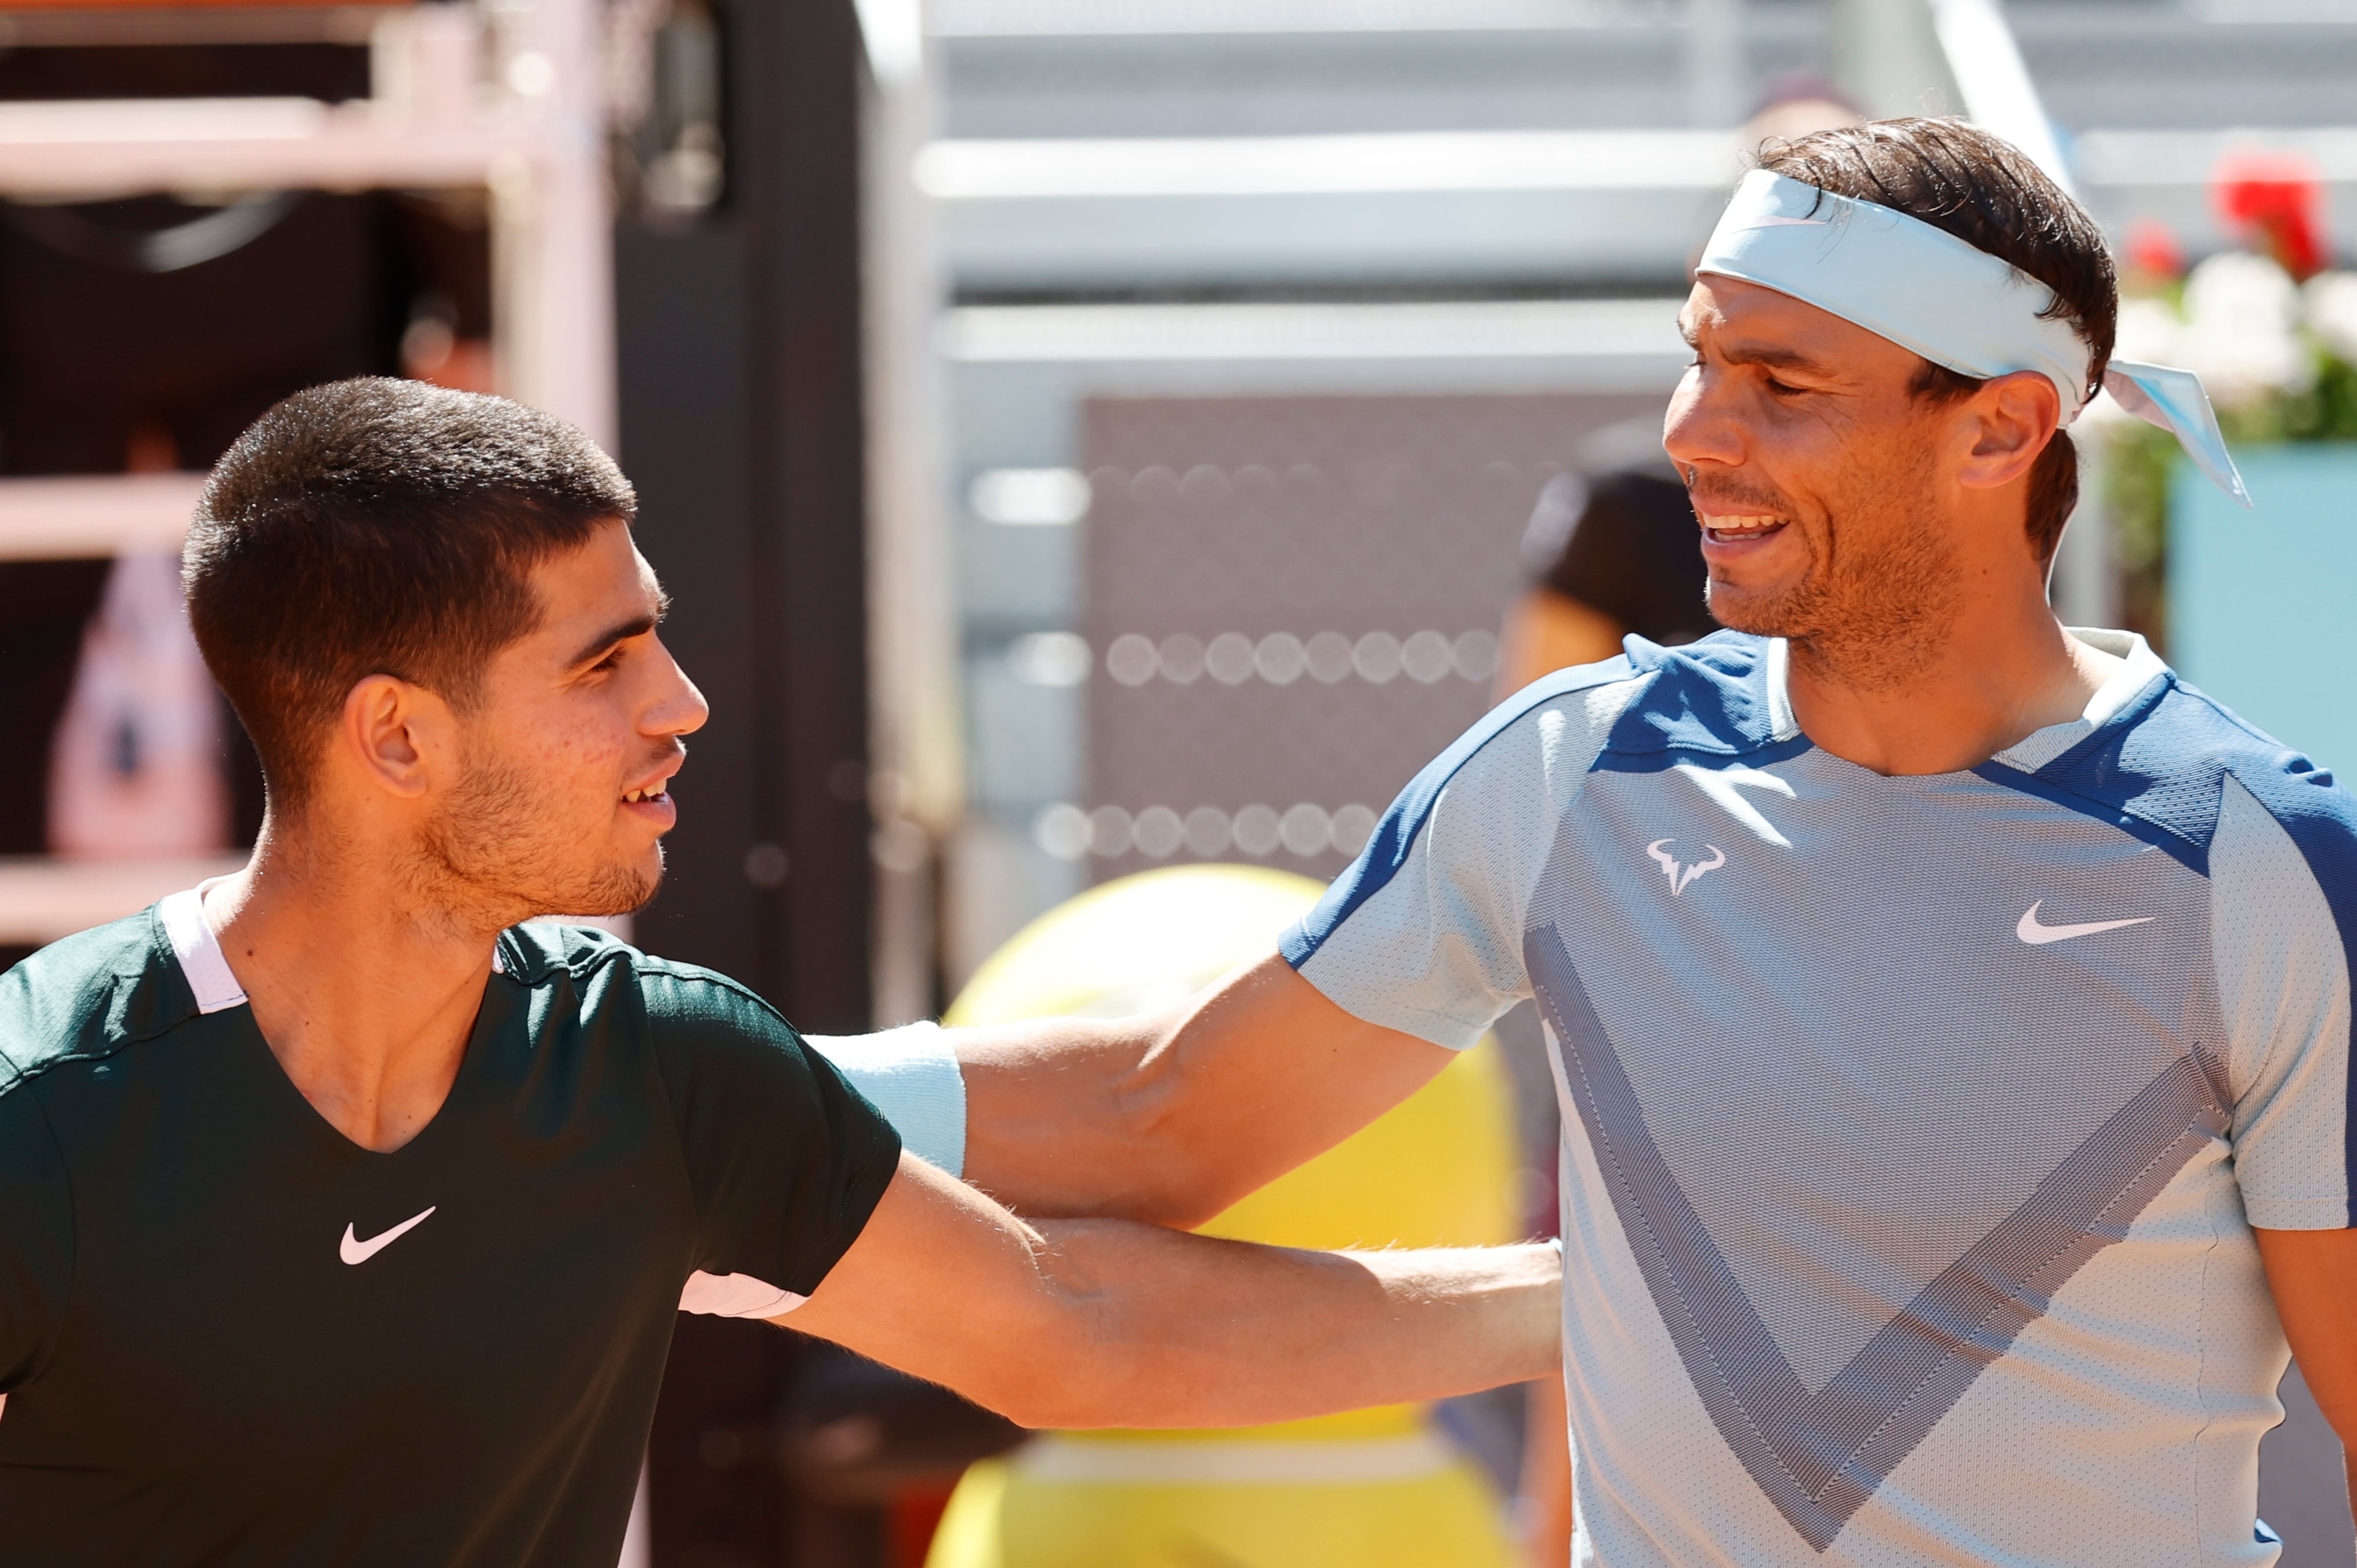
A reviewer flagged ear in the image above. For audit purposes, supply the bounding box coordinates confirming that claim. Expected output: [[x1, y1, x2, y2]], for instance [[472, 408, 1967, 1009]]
[[1956, 371, 2062, 492], [338, 674, 456, 800]]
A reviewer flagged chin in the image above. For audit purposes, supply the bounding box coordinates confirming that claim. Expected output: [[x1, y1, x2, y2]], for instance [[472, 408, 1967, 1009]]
[[532, 848, 664, 921], [1706, 568, 1829, 641], [589, 855, 664, 917]]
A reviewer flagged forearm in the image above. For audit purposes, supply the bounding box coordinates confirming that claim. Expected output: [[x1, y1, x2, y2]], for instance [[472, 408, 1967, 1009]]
[[1027, 1221, 1563, 1430], [808, 1013, 1201, 1218], [951, 957, 1456, 1227], [787, 1156, 1560, 1434], [2254, 1227, 2357, 1566], [2346, 1448, 2356, 1568], [1520, 1374, 1573, 1567]]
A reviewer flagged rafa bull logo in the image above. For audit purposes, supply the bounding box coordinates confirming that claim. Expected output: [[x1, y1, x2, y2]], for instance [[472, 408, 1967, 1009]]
[[1646, 839, 1725, 896]]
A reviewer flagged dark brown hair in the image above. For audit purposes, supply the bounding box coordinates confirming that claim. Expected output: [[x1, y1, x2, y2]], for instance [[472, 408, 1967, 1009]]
[[186, 378, 634, 808], [1756, 118, 2117, 562]]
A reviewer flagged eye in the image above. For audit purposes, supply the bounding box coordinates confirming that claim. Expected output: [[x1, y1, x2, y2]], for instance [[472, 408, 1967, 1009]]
[[1763, 375, 1806, 397], [590, 647, 625, 673]]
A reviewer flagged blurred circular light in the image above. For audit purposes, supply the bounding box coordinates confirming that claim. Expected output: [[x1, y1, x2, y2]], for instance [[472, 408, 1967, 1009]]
[[1232, 804, 1282, 857], [1305, 631, 1354, 684], [1158, 634, 1206, 685], [1009, 631, 1091, 687], [1205, 631, 1256, 685], [1453, 629, 1501, 682], [970, 467, 1092, 527], [1106, 633, 1158, 687], [1354, 631, 1402, 684], [742, 841, 790, 888], [1329, 803, 1379, 856], [1183, 805, 1231, 856], [1088, 805, 1134, 857], [1130, 466, 1180, 506], [1132, 805, 1184, 858], [1402, 630, 1453, 684], [1254, 632, 1307, 685], [1033, 803, 1089, 861], [1179, 464, 1231, 507], [506, 50, 557, 97], [1232, 464, 1279, 505], [1279, 803, 1332, 858]]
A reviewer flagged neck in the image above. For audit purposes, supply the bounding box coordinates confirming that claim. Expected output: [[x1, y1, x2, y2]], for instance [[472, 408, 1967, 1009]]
[[205, 819, 503, 1153], [1782, 579, 2119, 776]]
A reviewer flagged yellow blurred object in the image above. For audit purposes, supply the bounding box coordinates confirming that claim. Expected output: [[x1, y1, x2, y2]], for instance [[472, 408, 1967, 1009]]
[[927, 1446, 1518, 1568], [929, 864, 1523, 1568]]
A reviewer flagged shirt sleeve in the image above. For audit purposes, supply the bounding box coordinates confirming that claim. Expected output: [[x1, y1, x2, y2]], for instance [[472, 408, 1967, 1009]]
[[1281, 664, 1651, 1050], [640, 963, 904, 1300], [0, 1082, 75, 1393], [2210, 775, 2354, 1229], [803, 1022, 965, 1178]]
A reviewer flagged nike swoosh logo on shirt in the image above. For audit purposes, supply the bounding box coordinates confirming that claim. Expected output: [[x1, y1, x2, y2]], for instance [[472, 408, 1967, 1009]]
[[339, 1206, 437, 1265], [2016, 901, 2155, 945]]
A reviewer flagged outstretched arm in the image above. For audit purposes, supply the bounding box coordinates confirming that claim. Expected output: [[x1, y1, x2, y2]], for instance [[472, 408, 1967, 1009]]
[[2256, 1227, 2357, 1552], [950, 954, 1456, 1228], [784, 1151, 1560, 1432]]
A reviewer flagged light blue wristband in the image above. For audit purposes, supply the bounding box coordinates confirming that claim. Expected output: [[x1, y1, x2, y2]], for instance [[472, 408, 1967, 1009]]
[[805, 1021, 967, 1178]]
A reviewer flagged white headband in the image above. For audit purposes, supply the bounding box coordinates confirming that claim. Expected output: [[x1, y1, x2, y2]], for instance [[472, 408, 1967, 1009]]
[[1698, 169, 2250, 506]]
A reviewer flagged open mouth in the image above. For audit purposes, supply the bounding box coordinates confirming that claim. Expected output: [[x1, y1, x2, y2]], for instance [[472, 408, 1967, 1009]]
[[622, 786, 669, 805], [1700, 513, 1787, 545]]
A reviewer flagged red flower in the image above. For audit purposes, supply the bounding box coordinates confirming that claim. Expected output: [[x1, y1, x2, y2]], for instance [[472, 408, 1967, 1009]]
[[2214, 150, 2327, 279], [2124, 218, 2185, 282]]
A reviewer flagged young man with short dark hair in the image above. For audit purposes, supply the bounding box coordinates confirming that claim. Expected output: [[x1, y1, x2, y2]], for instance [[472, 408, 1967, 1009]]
[[866, 119, 2357, 1565], [0, 379, 1562, 1566]]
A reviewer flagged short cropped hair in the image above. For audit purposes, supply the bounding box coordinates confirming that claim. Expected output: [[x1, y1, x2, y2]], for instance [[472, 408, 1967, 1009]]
[[186, 379, 634, 808], [1757, 118, 2117, 562]]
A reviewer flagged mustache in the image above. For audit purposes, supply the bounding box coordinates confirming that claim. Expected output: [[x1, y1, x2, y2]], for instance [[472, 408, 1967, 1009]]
[[1685, 475, 1796, 517], [632, 741, 687, 785]]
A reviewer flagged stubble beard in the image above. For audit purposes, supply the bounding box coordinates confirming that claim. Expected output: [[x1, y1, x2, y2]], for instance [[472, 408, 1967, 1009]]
[[1703, 446, 1963, 694], [418, 746, 662, 928]]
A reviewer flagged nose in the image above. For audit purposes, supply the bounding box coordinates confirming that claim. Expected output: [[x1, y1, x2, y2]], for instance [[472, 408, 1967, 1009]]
[[1662, 362, 1742, 477], [646, 636, 710, 739]]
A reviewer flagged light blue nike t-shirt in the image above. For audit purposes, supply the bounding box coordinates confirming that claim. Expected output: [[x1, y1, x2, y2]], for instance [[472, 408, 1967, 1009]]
[[1285, 628, 2355, 1568]]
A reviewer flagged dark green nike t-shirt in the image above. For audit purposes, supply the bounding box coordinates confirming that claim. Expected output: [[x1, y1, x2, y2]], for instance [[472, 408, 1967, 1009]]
[[0, 892, 901, 1567]]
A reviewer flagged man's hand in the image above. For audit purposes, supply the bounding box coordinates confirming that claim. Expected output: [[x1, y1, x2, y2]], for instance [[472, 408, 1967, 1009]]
[[783, 1153, 1562, 1432], [2254, 1228, 2357, 1540], [953, 954, 1456, 1227]]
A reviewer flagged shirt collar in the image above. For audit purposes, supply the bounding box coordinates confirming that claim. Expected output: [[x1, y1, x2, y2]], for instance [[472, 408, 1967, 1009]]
[[1993, 627, 2170, 772], [1759, 628, 2169, 772], [158, 878, 510, 1015]]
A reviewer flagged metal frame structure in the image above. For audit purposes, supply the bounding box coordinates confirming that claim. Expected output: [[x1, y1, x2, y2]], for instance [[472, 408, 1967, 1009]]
[[0, 0, 615, 946]]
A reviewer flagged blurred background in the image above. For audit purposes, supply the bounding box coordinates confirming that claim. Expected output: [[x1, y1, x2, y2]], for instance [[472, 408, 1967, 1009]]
[[2, 0, 2355, 1562]]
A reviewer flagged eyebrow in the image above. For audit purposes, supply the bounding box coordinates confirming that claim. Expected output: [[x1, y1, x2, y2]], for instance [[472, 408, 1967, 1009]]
[[564, 590, 670, 670], [1680, 315, 1837, 376]]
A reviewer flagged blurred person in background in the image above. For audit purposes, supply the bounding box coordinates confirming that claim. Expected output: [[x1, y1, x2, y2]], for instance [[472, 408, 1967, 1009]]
[[1496, 422, 1720, 694], [919, 865, 1526, 1568]]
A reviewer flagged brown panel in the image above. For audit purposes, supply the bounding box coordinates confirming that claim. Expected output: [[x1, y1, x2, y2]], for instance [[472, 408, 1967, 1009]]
[[1081, 391, 1666, 883]]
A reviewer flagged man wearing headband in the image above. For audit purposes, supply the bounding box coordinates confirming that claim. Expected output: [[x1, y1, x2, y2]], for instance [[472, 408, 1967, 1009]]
[[820, 118, 2357, 1565]]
